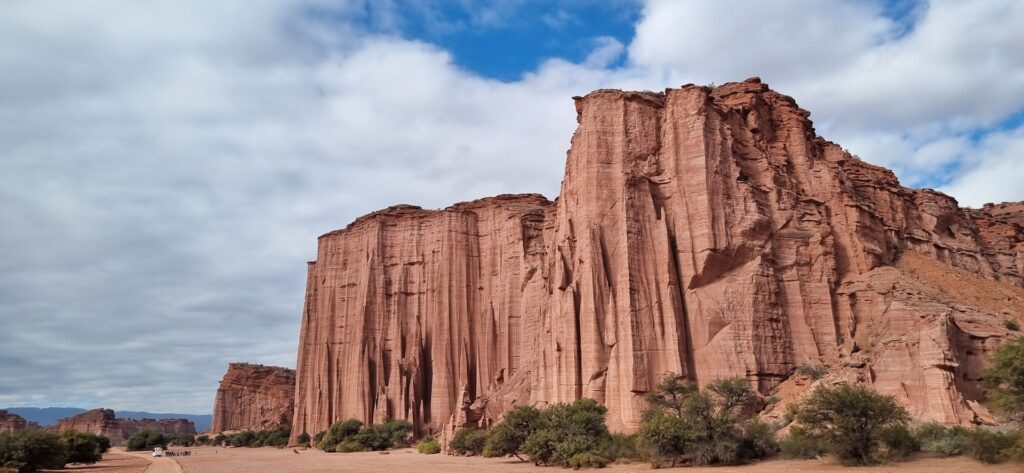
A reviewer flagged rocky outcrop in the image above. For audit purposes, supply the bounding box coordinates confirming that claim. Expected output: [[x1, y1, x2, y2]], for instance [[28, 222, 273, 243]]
[[291, 78, 1024, 441], [0, 410, 28, 434], [55, 408, 195, 443], [210, 363, 295, 433]]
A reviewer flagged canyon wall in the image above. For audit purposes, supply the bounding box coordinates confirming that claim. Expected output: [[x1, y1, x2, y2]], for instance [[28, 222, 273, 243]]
[[291, 78, 1024, 440], [0, 409, 28, 434], [55, 408, 195, 443], [210, 363, 295, 433]]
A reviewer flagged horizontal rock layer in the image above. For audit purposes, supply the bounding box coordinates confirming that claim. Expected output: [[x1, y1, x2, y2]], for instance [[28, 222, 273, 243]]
[[55, 408, 195, 443], [291, 78, 1024, 440], [210, 363, 295, 433]]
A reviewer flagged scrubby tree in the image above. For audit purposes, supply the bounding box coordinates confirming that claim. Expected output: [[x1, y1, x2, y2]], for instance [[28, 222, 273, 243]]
[[126, 430, 166, 451], [0, 429, 67, 472], [984, 336, 1024, 420], [521, 398, 611, 467], [450, 428, 487, 456], [58, 430, 104, 465], [484, 405, 542, 460], [793, 384, 910, 465], [639, 375, 774, 467]]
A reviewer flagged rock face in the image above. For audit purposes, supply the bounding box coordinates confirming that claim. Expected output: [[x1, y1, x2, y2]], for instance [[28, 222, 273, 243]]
[[210, 363, 295, 433], [55, 408, 195, 443], [291, 78, 1024, 440], [0, 409, 28, 434]]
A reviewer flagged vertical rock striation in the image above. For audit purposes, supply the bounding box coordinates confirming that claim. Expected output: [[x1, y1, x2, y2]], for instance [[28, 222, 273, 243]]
[[292, 79, 1024, 441], [210, 363, 296, 433]]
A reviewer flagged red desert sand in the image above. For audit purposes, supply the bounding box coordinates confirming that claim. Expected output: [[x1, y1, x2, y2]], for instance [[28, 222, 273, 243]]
[[161, 447, 1021, 473]]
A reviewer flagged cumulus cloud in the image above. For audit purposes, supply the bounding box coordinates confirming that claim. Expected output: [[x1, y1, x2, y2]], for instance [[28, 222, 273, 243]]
[[1, 0, 1022, 413]]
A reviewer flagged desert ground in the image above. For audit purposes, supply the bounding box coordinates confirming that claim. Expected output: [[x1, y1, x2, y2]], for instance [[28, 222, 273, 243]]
[[120, 446, 1021, 473], [37, 450, 150, 473]]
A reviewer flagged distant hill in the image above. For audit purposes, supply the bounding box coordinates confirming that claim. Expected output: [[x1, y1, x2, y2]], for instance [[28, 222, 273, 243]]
[[4, 407, 212, 431]]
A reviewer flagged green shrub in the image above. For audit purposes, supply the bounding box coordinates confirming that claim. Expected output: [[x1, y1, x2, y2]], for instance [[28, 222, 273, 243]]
[[335, 439, 366, 453], [914, 423, 970, 457], [568, 451, 609, 469], [601, 433, 643, 462], [58, 430, 104, 465], [0, 429, 67, 472], [195, 434, 210, 445], [984, 337, 1024, 420], [126, 430, 166, 451], [417, 435, 440, 454], [795, 363, 828, 380], [296, 432, 310, 446], [1005, 320, 1020, 331], [522, 428, 560, 466], [779, 425, 824, 459], [450, 428, 487, 456], [378, 419, 412, 448], [878, 425, 918, 461], [965, 429, 1016, 464], [167, 433, 195, 446], [639, 375, 773, 467], [483, 405, 541, 460], [793, 384, 910, 465]]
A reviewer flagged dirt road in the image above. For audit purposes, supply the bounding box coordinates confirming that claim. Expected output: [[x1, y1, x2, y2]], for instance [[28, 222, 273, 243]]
[[40, 451, 150, 473], [171, 446, 1021, 473], [120, 450, 181, 473]]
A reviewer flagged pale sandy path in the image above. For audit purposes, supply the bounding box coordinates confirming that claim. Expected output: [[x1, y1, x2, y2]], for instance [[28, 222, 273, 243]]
[[120, 449, 182, 473], [172, 446, 1021, 473]]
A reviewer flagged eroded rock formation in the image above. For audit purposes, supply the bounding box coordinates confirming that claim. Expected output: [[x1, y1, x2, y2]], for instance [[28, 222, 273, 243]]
[[0, 409, 28, 434], [210, 363, 295, 433], [291, 78, 1024, 440], [55, 408, 195, 443]]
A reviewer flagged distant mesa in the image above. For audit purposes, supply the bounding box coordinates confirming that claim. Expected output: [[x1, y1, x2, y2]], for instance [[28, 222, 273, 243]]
[[286, 78, 1024, 442], [53, 408, 195, 444], [3, 406, 212, 432], [210, 363, 295, 433], [0, 409, 29, 434]]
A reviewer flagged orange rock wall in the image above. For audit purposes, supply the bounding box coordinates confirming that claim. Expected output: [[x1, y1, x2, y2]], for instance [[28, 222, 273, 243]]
[[210, 363, 295, 433], [56, 408, 195, 443], [291, 79, 1024, 440], [0, 409, 28, 434]]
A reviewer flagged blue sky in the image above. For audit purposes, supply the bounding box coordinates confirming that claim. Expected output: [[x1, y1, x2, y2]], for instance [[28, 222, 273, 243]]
[[1, 0, 1022, 414]]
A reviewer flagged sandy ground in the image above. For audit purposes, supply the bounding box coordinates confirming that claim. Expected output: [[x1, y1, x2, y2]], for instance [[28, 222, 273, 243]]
[[169, 446, 1022, 473], [37, 450, 150, 473]]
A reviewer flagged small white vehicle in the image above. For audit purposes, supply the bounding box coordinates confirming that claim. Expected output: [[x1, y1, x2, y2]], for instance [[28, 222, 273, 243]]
[[152, 447, 164, 457]]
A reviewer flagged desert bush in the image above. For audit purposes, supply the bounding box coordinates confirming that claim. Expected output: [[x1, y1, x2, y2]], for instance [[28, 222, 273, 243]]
[[878, 425, 918, 461], [483, 405, 541, 459], [0, 430, 67, 472], [779, 425, 824, 459], [1005, 319, 1021, 331], [795, 362, 828, 380], [417, 435, 440, 454], [334, 439, 365, 453], [965, 428, 1016, 464], [195, 434, 210, 445], [449, 428, 487, 456], [568, 451, 608, 469], [167, 433, 195, 447], [519, 399, 611, 467], [58, 430, 105, 465], [126, 430, 166, 451], [638, 375, 774, 467], [317, 418, 409, 452], [914, 423, 970, 457], [296, 432, 310, 446], [792, 384, 910, 465], [601, 433, 643, 462], [984, 337, 1024, 420]]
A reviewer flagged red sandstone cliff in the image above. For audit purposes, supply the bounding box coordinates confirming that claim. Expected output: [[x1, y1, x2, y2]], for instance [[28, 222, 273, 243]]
[[291, 78, 1024, 441], [55, 408, 195, 443], [210, 363, 295, 433], [0, 410, 28, 434]]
